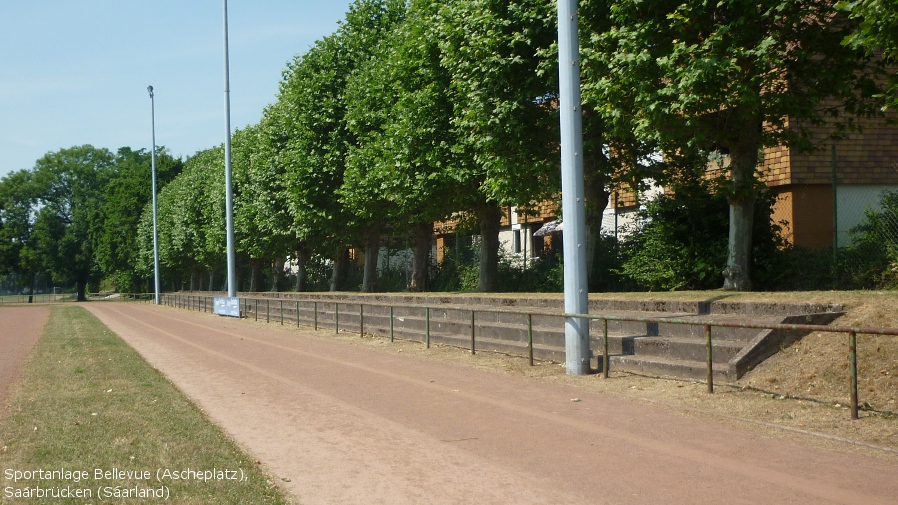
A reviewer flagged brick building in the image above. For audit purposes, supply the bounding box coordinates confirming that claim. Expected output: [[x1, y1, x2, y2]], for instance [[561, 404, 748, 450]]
[[761, 115, 898, 248]]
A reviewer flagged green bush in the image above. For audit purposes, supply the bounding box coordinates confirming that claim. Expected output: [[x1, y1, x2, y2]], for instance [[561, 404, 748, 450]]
[[619, 178, 783, 291], [497, 251, 563, 292], [837, 191, 898, 289]]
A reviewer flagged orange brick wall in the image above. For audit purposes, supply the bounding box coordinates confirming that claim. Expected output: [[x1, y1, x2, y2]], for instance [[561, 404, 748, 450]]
[[761, 112, 898, 187], [771, 185, 834, 248]]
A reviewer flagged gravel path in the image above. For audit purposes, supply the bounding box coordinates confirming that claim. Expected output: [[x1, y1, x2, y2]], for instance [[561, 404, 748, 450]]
[[86, 302, 898, 505], [0, 305, 49, 419]]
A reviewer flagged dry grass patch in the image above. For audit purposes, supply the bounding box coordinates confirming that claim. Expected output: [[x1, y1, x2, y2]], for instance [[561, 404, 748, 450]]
[[0, 305, 294, 504]]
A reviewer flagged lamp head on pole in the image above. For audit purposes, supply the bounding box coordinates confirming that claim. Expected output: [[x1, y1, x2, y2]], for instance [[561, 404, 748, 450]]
[[147, 85, 154, 98]]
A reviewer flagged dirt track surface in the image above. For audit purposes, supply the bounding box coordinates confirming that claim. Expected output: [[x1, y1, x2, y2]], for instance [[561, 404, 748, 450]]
[[86, 303, 898, 505], [0, 305, 49, 418]]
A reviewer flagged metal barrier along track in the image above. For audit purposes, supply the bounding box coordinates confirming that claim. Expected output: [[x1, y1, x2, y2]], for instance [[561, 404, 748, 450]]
[[155, 293, 896, 420]]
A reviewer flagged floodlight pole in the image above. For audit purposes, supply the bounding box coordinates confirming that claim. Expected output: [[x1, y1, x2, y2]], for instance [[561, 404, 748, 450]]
[[148, 86, 162, 305], [557, 0, 590, 375], [223, 0, 237, 297]]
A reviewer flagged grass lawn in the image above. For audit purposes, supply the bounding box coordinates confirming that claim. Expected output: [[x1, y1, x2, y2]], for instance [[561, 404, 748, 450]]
[[0, 305, 295, 504]]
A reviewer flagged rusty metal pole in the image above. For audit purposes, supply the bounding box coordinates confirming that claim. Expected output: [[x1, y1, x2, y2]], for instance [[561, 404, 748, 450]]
[[470, 310, 476, 355], [280, 300, 284, 325], [390, 306, 394, 342], [603, 318, 609, 379], [706, 324, 714, 394], [335, 303, 339, 334], [314, 301, 318, 330], [360, 304, 364, 337], [849, 330, 858, 419], [295, 301, 299, 327], [426, 307, 431, 348], [528, 313, 534, 366], [266, 299, 270, 323]]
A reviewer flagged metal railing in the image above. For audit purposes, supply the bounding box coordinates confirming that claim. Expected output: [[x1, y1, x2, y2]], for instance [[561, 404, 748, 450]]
[[144, 292, 897, 420]]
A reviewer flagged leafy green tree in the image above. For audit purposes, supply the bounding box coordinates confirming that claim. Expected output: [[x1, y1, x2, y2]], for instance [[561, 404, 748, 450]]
[[233, 124, 294, 291], [435, 0, 560, 291], [30, 145, 114, 300], [840, 0, 898, 109], [142, 147, 225, 291], [96, 147, 182, 293], [258, 101, 314, 291], [585, 0, 884, 290], [343, 0, 459, 292], [0, 169, 42, 297], [275, 0, 406, 291]]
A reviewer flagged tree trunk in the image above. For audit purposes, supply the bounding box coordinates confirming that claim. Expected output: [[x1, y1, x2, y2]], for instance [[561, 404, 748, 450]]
[[585, 176, 610, 291], [330, 248, 349, 292], [77, 280, 87, 302], [29, 272, 36, 303], [362, 227, 381, 293], [208, 270, 215, 293], [271, 257, 284, 292], [293, 247, 309, 292], [409, 222, 434, 292], [723, 140, 760, 291], [477, 203, 502, 292], [582, 111, 611, 290], [249, 259, 262, 292]]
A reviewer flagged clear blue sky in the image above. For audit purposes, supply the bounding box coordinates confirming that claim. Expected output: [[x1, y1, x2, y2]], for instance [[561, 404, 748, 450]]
[[0, 0, 355, 178]]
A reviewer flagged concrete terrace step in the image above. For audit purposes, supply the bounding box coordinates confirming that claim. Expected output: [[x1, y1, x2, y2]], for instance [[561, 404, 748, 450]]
[[360, 316, 641, 360], [177, 293, 843, 381], [632, 336, 745, 365], [363, 322, 570, 363], [609, 355, 733, 382]]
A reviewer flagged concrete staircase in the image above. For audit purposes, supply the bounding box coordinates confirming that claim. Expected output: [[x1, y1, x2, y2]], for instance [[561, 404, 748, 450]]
[[230, 293, 844, 382]]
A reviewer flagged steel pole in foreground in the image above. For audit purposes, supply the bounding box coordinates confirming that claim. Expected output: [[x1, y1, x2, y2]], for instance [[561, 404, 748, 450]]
[[148, 86, 162, 305], [222, 0, 238, 298], [557, 0, 590, 375]]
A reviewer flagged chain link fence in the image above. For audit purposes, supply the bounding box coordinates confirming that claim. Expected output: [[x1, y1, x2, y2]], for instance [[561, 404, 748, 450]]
[[770, 184, 898, 289]]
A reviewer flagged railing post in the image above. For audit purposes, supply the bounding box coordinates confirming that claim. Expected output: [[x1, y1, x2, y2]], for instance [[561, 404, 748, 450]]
[[359, 304, 364, 336], [603, 318, 609, 379], [471, 310, 476, 355], [390, 306, 394, 342], [314, 301, 318, 330], [706, 324, 714, 394], [425, 307, 430, 348], [335, 302, 339, 333], [849, 330, 858, 420], [267, 299, 270, 323], [254, 300, 258, 321], [280, 300, 284, 325], [528, 313, 533, 366], [296, 301, 300, 328]]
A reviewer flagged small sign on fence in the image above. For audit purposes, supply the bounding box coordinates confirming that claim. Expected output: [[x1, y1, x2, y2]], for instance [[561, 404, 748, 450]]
[[214, 297, 241, 317]]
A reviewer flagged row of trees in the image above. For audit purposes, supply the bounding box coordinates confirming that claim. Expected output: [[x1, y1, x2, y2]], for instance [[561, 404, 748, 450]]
[[3, 0, 896, 296]]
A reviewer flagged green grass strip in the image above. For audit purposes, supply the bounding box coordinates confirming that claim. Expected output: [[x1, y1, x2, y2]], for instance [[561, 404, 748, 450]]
[[0, 305, 294, 504]]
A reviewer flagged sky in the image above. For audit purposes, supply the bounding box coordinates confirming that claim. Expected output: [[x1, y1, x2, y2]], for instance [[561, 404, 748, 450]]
[[0, 0, 355, 178]]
